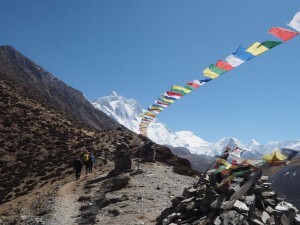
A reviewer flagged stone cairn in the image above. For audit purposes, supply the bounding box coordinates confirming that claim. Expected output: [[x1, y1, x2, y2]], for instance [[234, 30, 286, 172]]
[[157, 175, 300, 225], [139, 140, 156, 162], [111, 142, 132, 175]]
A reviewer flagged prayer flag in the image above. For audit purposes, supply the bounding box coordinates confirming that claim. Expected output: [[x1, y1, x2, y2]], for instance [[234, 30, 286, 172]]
[[246, 42, 269, 56], [260, 41, 282, 49], [287, 11, 300, 32], [171, 85, 192, 94], [233, 46, 255, 61], [187, 80, 201, 89], [216, 60, 233, 71], [166, 91, 183, 98], [268, 27, 299, 41], [225, 54, 244, 67], [203, 64, 227, 78]]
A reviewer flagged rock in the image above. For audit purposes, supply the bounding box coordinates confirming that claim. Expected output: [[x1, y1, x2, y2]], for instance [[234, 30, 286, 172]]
[[197, 185, 207, 195], [220, 210, 244, 225], [184, 201, 196, 212], [261, 191, 276, 198], [266, 215, 276, 225], [213, 216, 222, 225], [210, 194, 227, 210], [266, 206, 274, 215], [162, 213, 181, 225], [273, 209, 285, 217], [251, 218, 265, 225], [185, 187, 197, 197], [281, 214, 290, 225], [181, 196, 194, 203], [254, 185, 266, 194], [275, 202, 298, 214], [245, 195, 255, 208], [204, 187, 219, 205], [249, 210, 262, 221], [233, 200, 249, 213], [294, 214, 300, 225], [156, 168, 299, 225], [263, 198, 276, 207], [261, 211, 270, 223], [260, 176, 269, 181], [199, 203, 210, 213], [171, 196, 184, 206], [262, 182, 272, 188]]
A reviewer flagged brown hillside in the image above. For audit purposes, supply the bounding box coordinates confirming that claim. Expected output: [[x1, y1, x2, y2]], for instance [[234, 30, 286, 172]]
[[0, 46, 196, 207], [0, 80, 136, 204], [0, 45, 125, 131]]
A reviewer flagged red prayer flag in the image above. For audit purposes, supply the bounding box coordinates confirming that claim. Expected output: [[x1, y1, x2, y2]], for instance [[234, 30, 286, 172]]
[[268, 27, 299, 41], [156, 101, 169, 106], [216, 60, 233, 71], [166, 91, 183, 97], [187, 81, 200, 88]]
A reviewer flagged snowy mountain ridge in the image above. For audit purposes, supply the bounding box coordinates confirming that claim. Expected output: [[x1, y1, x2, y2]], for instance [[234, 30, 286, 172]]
[[91, 92, 300, 156]]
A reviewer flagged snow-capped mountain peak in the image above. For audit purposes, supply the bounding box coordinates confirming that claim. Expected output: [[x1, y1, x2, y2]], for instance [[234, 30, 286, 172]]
[[90, 92, 300, 157]]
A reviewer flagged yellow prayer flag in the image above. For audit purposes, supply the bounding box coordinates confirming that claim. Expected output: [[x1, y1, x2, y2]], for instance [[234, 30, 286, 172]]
[[171, 85, 192, 94], [246, 42, 269, 56], [203, 68, 219, 79]]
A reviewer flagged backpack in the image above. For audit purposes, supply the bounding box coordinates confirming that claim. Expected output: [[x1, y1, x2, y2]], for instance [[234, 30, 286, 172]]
[[83, 154, 90, 162], [89, 155, 95, 164]]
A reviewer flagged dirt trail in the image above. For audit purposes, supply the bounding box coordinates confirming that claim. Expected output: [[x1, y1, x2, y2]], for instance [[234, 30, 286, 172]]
[[48, 180, 81, 225], [47, 164, 113, 225], [44, 162, 197, 225]]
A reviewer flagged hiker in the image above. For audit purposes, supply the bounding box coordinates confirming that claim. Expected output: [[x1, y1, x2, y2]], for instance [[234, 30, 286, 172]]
[[74, 156, 83, 180], [83, 151, 90, 175], [88, 152, 96, 173]]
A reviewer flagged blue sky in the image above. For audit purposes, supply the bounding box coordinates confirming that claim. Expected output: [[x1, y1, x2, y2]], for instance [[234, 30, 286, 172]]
[[1, 1, 300, 143]]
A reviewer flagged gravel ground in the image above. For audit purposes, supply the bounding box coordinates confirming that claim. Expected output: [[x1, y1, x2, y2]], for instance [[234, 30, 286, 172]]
[[0, 161, 197, 225], [93, 162, 197, 225]]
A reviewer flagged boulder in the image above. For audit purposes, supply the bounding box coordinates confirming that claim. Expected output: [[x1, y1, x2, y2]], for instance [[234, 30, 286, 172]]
[[233, 200, 249, 213]]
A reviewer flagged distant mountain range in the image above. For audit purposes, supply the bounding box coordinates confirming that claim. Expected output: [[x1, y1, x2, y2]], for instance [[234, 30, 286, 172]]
[[91, 92, 300, 157]]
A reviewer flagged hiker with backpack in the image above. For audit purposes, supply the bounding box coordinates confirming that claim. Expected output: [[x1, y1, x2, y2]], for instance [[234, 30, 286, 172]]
[[83, 151, 90, 175], [88, 152, 96, 173], [73, 155, 83, 180]]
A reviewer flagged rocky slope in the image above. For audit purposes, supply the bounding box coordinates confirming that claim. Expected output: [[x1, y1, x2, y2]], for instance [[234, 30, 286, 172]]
[[0, 45, 125, 131], [0, 78, 136, 204]]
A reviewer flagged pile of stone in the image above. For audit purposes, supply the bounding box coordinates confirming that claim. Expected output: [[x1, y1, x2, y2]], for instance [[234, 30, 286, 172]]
[[138, 140, 156, 162], [158, 175, 300, 225], [110, 142, 132, 175]]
